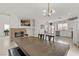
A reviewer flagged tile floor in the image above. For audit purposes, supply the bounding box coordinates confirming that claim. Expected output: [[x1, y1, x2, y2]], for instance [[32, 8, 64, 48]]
[[0, 36, 79, 56]]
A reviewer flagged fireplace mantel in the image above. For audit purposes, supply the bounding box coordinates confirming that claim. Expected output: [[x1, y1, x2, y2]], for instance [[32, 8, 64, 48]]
[[10, 28, 27, 40]]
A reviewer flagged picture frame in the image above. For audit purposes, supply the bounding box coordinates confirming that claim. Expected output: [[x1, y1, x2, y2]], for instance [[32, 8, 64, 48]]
[[21, 19, 31, 26]]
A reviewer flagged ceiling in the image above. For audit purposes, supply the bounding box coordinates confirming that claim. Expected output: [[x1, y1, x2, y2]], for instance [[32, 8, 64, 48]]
[[0, 3, 79, 18]]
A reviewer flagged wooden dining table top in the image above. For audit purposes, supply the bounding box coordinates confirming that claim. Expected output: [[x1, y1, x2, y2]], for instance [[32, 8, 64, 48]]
[[14, 37, 70, 56]]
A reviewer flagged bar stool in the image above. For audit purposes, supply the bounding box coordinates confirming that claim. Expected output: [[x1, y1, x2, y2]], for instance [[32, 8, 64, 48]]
[[46, 35, 55, 42], [38, 34, 44, 39]]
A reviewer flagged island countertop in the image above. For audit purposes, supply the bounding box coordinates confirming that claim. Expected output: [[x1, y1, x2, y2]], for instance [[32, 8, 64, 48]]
[[14, 37, 69, 56]]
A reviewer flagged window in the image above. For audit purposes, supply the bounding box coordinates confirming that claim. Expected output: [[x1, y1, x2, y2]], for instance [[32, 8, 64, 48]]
[[4, 24, 10, 30], [58, 24, 63, 30], [63, 23, 68, 30], [58, 23, 68, 30]]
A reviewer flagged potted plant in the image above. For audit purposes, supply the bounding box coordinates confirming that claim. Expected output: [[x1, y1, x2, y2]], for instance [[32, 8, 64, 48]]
[[4, 29, 9, 36]]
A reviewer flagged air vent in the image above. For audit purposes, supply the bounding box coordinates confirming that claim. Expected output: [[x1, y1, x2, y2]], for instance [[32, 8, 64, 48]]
[[68, 16, 78, 20]]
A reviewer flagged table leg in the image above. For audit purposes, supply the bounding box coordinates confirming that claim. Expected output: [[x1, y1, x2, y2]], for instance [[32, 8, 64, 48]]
[[38, 34, 39, 39], [53, 36, 54, 42], [49, 36, 51, 41]]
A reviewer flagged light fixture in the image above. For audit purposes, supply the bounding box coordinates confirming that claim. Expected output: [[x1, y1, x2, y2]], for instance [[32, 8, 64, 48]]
[[43, 3, 55, 16]]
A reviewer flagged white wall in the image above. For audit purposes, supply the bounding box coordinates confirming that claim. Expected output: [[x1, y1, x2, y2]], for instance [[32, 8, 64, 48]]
[[0, 15, 19, 37], [0, 15, 35, 37], [9, 15, 35, 36], [10, 15, 19, 28], [0, 15, 10, 37], [73, 19, 79, 44]]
